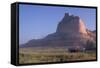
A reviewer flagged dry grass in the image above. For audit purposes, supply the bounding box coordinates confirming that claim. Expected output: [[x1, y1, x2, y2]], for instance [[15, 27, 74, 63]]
[[19, 48, 96, 64]]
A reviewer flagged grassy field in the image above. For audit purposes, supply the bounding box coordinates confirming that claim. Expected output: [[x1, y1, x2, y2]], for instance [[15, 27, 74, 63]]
[[19, 47, 96, 64]]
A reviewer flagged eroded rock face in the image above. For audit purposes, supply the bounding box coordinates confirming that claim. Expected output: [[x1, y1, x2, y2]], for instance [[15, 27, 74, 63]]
[[20, 13, 96, 51], [56, 13, 87, 35]]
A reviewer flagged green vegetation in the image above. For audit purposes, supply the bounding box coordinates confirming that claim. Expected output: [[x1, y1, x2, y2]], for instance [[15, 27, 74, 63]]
[[19, 48, 96, 64]]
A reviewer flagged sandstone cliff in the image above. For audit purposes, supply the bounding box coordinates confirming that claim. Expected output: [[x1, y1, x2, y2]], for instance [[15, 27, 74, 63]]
[[20, 13, 96, 51]]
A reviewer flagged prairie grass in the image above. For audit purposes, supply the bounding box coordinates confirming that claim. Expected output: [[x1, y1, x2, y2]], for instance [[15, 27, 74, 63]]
[[19, 48, 96, 64]]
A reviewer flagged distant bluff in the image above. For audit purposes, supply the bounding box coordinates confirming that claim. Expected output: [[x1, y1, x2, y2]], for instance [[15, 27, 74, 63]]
[[56, 13, 87, 35], [20, 13, 96, 51]]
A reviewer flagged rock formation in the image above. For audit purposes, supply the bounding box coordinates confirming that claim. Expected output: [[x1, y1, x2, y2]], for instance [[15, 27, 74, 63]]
[[56, 13, 87, 35], [20, 13, 96, 51]]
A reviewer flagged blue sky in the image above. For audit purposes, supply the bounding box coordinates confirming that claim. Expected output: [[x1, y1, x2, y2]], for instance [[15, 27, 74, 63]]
[[19, 4, 96, 44]]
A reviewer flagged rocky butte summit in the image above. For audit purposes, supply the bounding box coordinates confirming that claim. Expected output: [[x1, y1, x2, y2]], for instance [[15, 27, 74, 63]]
[[20, 13, 96, 51]]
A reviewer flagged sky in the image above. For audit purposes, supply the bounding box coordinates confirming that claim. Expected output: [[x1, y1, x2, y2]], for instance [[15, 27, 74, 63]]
[[19, 4, 96, 44]]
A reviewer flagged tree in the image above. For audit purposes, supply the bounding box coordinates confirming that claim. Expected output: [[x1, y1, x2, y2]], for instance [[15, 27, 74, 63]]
[[85, 40, 96, 51]]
